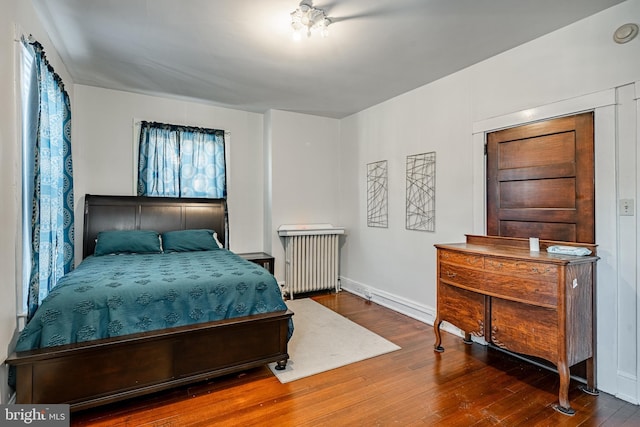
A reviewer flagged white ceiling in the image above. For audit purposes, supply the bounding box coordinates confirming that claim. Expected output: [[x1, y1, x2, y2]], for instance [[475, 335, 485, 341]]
[[32, 0, 624, 118]]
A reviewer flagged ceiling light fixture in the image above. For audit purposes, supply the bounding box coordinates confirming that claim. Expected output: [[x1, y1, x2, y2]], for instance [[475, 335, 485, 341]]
[[290, 0, 331, 41]]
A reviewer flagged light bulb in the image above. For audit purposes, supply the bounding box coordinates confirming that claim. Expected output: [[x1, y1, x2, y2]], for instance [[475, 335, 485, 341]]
[[289, 1, 331, 41]]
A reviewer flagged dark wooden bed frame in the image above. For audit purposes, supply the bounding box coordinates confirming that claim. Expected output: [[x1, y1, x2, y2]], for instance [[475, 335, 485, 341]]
[[6, 194, 292, 411]]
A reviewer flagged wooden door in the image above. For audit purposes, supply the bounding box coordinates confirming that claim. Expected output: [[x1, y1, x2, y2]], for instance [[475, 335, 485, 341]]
[[486, 112, 595, 244]]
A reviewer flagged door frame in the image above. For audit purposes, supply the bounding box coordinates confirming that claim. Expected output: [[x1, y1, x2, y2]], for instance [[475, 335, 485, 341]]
[[471, 89, 626, 399]]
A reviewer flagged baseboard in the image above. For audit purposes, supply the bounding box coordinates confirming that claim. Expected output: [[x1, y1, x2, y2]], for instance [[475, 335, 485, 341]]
[[615, 371, 640, 405], [339, 276, 464, 339]]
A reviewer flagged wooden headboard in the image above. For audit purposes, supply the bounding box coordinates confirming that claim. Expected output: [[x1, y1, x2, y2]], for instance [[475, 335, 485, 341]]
[[83, 194, 227, 258]]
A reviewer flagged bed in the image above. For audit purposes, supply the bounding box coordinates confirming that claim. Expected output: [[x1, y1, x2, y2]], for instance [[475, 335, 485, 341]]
[[6, 194, 293, 411]]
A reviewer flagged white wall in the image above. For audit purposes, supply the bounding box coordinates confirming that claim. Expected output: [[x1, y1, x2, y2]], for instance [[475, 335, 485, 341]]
[[340, 76, 475, 314], [73, 85, 266, 257], [0, 0, 74, 404], [338, 0, 640, 404], [266, 109, 341, 282]]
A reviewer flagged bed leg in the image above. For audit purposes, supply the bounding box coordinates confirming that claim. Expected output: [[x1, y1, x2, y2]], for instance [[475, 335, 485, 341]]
[[274, 359, 288, 370]]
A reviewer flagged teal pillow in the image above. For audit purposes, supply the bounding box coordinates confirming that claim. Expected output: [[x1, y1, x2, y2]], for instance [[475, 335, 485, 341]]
[[94, 230, 162, 256], [162, 229, 221, 252]]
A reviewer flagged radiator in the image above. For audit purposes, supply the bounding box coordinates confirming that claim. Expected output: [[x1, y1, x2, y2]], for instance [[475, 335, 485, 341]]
[[278, 224, 345, 299]]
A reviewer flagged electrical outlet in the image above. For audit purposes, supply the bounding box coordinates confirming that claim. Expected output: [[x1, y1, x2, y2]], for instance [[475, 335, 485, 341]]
[[620, 199, 634, 216]]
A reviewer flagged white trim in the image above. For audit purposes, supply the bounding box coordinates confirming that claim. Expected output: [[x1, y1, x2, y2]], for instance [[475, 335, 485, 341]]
[[472, 89, 616, 134], [224, 131, 231, 196], [471, 132, 486, 235], [617, 370, 640, 405], [340, 276, 435, 324], [593, 102, 620, 398], [340, 277, 474, 341], [635, 79, 640, 405], [614, 83, 638, 404], [132, 117, 139, 195], [16, 312, 28, 332], [13, 24, 23, 316], [14, 24, 29, 317]]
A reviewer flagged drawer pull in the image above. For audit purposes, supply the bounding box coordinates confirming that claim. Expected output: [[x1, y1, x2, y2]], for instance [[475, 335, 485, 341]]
[[531, 266, 551, 274], [446, 271, 457, 278]]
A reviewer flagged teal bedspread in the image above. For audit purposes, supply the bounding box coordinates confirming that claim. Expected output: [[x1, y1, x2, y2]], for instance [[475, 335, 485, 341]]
[[16, 250, 291, 352]]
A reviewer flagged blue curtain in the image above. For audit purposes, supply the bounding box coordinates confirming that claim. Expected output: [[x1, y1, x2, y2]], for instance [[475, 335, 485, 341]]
[[138, 125, 180, 196], [138, 122, 226, 198], [23, 39, 75, 320]]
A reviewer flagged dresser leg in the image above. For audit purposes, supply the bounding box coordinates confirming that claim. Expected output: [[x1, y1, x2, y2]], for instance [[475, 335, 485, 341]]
[[579, 385, 599, 396], [463, 332, 473, 344], [434, 319, 444, 352], [553, 361, 575, 415], [580, 357, 599, 395]]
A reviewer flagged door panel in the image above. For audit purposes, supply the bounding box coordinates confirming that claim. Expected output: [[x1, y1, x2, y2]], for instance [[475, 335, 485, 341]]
[[500, 178, 576, 209], [487, 112, 594, 244], [497, 133, 575, 169], [500, 221, 576, 242]]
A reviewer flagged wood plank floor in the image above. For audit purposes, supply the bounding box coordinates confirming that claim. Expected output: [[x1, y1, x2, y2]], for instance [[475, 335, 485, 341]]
[[71, 291, 639, 426]]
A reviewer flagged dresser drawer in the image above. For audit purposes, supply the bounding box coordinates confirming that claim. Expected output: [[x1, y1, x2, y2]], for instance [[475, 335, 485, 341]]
[[439, 250, 484, 268], [480, 272, 557, 307], [490, 298, 558, 362], [437, 282, 485, 338], [484, 258, 558, 281], [439, 262, 484, 291]]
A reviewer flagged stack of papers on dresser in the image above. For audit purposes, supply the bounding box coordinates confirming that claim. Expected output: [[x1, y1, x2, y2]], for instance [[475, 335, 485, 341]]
[[546, 245, 592, 256]]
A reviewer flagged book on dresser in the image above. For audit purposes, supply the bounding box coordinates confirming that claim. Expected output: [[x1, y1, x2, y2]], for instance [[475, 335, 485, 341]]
[[433, 234, 599, 416]]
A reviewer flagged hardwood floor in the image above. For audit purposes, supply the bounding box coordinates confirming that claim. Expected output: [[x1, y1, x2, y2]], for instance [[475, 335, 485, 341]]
[[71, 292, 638, 426]]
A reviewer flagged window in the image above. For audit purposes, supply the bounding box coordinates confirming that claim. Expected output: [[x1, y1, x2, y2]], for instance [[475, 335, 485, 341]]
[[137, 121, 227, 198], [20, 38, 75, 320]]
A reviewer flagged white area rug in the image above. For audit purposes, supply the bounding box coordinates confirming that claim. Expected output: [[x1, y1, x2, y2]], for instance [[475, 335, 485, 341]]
[[268, 298, 401, 383]]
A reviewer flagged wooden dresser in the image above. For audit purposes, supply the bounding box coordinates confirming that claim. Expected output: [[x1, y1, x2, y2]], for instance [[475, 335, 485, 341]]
[[433, 235, 598, 415]]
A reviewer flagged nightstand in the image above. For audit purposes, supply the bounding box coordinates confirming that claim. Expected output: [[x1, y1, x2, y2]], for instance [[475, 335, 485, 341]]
[[236, 252, 275, 275]]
